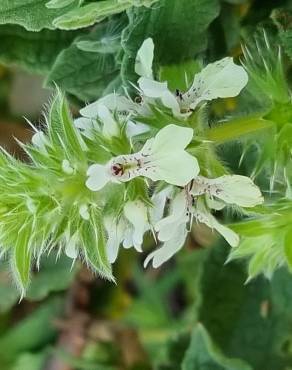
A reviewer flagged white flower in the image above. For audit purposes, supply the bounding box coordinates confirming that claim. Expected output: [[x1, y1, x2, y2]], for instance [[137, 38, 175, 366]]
[[190, 175, 264, 207], [155, 191, 189, 242], [86, 124, 199, 191], [138, 78, 181, 116], [62, 159, 74, 175], [145, 188, 241, 268], [80, 93, 137, 119], [104, 199, 161, 263], [180, 57, 248, 111], [144, 223, 188, 268], [135, 38, 181, 116], [104, 215, 127, 264], [79, 204, 90, 220], [193, 200, 239, 247], [135, 38, 154, 79], [144, 191, 188, 268], [135, 38, 248, 117], [31, 131, 49, 152], [96, 104, 119, 138], [65, 233, 78, 259]]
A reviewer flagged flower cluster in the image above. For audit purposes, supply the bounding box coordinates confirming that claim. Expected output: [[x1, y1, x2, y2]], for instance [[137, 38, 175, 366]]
[[70, 38, 263, 268]]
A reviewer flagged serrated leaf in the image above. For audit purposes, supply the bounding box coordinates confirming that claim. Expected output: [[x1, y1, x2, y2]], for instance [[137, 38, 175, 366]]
[[46, 22, 121, 100], [52, 0, 129, 30], [12, 225, 33, 294], [0, 0, 76, 31], [46, 0, 77, 9], [121, 0, 220, 86], [47, 88, 86, 158], [0, 25, 77, 74], [182, 324, 252, 370]]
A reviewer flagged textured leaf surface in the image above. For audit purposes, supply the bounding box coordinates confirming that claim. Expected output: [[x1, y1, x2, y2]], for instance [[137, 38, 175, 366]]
[[199, 243, 292, 370], [121, 0, 220, 85], [46, 22, 121, 100], [0, 25, 77, 74], [0, 0, 76, 31], [52, 0, 129, 30], [182, 324, 252, 370]]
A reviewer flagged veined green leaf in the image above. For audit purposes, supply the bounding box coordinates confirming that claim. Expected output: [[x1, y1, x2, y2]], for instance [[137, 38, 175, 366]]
[[12, 224, 33, 294], [46, 0, 78, 9], [0, 25, 77, 74], [121, 0, 220, 85], [182, 324, 252, 370], [199, 243, 292, 370], [80, 212, 113, 281], [52, 0, 130, 30], [76, 39, 121, 54], [46, 21, 122, 100], [0, 0, 76, 31]]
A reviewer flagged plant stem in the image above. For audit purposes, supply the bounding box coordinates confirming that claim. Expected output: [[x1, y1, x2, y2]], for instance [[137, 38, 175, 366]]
[[205, 116, 274, 143]]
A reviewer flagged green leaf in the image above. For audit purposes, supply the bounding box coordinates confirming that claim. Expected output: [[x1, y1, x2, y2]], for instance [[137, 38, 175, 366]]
[[26, 254, 78, 300], [52, 0, 129, 30], [11, 351, 48, 370], [0, 264, 19, 313], [47, 88, 86, 158], [121, 0, 220, 86], [0, 25, 78, 74], [284, 228, 292, 270], [46, 0, 78, 9], [199, 242, 292, 370], [12, 224, 33, 294], [0, 0, 76, 31], [46, 22, 121, 100], [182, 324, 252, 370], [159, 60, 202, 91], [0, 297, 62, 362]]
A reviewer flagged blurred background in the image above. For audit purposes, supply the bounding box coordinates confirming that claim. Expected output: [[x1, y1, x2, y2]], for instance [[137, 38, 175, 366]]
[[1, 0, 292, 369]]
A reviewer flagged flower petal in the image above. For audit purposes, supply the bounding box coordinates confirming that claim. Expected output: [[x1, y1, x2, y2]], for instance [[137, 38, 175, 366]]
[[149, 151, 199, 186], [194, 204, 239, 247], [65, 235, 78, 259], [150, 187, 171, 225], [104, 216, 126, 263], [144, 223, 187, 268], [211, 175, 264, 207], [126, 121, 150, 138], [191, 175, 263, 207], [80, 93, 136, 118], [135, 38, 154, 78], [79, 204, 90, 220], [97, 104, 119, 138], [31, 131, 48, 151], [155, 191, 188, 241], [151, 124, 194, 154], [138, 77, 169, 98], [86, 164, 110, 191], [182, 57, 248, 110], [124, 201, 148, 251], [138, 78, 180, 115]]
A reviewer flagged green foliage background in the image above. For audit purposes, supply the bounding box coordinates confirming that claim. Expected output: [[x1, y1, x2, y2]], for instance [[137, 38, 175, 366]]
[[1, 0, 292, 369]]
